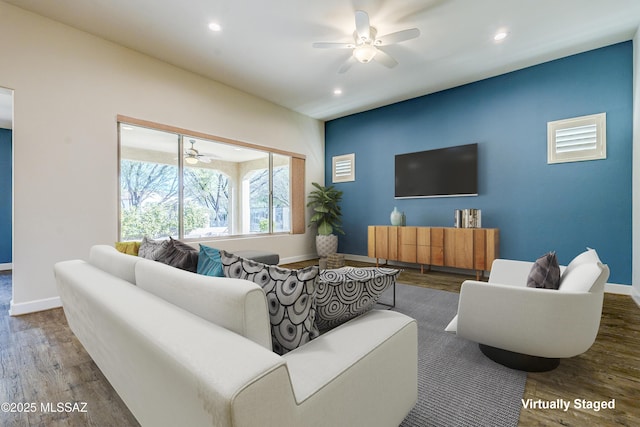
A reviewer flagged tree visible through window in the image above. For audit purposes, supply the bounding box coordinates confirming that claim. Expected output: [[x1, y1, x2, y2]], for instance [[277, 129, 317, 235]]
[[183, 167, 230, 238], [118, 123, 293, 241]]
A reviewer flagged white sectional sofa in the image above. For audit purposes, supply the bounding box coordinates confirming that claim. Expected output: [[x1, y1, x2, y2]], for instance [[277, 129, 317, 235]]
[[54, 245, 418, 427]]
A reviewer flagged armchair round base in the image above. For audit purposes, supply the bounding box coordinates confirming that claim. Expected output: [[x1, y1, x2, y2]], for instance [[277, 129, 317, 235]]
[[479, 344, 560, 372]]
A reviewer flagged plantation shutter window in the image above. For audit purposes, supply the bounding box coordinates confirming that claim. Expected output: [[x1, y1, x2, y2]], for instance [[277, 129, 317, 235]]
[[332, 153, 355, 183], [547, 113, 606, 164]]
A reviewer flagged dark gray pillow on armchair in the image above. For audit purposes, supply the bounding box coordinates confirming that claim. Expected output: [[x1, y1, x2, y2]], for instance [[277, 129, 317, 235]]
[[527, 252, 561, 289]]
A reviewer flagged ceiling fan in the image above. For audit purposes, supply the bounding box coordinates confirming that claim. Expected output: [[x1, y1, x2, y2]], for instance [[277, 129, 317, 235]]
[[312, 10, 420, 73], [184, 139, 213, 165]]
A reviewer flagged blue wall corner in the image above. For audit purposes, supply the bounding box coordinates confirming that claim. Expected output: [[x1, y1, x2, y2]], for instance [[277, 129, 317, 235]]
[[0, 128, 12, 264], [325, 41, 633, 284]]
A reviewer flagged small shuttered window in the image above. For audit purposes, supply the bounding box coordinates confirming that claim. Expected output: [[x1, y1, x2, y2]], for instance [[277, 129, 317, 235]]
[[547, 113, 606, 164], [332, 153, 355, 182]]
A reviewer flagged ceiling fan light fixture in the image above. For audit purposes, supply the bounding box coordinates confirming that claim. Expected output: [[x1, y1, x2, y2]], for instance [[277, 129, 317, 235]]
[[185, 156, 199, 165], [353, 44, 377, 63]]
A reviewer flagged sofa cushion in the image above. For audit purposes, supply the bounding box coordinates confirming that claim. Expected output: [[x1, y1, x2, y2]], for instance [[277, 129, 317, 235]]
[[115, 241, 140, 256], [315, 267, 400, 331], [526, 252, 560, 289], [220, 250, 320, 355], [138, 236, 170, 260], [135, 258, 273, 349], [155, 238, 199, 273], [197, 245, 224, 277]]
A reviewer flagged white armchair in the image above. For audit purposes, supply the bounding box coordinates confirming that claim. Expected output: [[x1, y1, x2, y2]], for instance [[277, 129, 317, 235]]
[[445, 249, 609, 371]]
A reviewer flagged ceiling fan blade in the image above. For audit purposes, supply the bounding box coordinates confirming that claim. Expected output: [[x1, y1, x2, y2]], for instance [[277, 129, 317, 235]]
[[376, 28, 420, 45], [312, 42, 354, 49], [198, 157, 212, 163], [338, 56, 357, 74], [354, 10, 371, 41], [374, 48, 398, 68]]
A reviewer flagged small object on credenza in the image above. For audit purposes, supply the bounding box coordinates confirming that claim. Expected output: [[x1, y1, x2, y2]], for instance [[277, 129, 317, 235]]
[[457, 209, 482, 228], [454, 210, 462, 228], [390, 207, 403, 226]]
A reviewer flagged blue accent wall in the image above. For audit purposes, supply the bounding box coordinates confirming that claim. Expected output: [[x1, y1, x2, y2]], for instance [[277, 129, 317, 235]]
[[0, 128, 11, 264], [325, 42, 633, 284]]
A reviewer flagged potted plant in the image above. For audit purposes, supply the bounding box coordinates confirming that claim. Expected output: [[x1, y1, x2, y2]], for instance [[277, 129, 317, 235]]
[[307, 182, 344, 257]]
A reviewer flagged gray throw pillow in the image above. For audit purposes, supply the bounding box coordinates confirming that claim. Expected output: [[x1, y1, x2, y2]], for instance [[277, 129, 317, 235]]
[[138, 236, 170, 260], [155, 238, 199, 273], [527, 252, 561, 289], [220, 250, 319, 355]]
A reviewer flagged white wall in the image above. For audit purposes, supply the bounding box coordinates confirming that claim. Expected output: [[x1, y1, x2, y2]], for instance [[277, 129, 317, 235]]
[[633, 27, 640, 307], [0, 3, 324, 315]]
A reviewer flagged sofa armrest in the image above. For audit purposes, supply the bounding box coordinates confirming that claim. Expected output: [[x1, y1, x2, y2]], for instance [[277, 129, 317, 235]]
[[454, 280, 603, 357], [89, 244, 141, 284], [278, 310, 418, 427], [54, 260, 290, 427]]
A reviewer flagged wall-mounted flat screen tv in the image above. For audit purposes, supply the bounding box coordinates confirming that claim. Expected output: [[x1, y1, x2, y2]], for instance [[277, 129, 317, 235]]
[[395, 143, 478, 198]]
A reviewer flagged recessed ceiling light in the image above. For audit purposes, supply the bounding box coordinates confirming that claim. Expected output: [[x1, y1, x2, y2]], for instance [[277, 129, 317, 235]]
[[208, 22, 222, 32], [494, 31, 508, 41], [333, 89, 343, 95]]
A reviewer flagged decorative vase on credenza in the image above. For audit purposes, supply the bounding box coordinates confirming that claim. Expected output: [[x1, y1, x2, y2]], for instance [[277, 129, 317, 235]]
[[390, 207, 406, 226], [390, 207, 402, 226]]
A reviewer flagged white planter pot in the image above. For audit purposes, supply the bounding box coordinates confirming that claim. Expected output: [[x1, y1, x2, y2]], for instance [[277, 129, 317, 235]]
[[316, 234, 338, 258]]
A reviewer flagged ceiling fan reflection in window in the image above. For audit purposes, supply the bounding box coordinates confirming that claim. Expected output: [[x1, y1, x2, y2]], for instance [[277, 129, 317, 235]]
[[184, 139, 215, 165], [312, 10, 420, 73]]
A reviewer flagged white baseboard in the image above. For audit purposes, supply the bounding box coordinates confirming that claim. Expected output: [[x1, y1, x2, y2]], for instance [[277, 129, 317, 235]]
[[0, 263, 12, 271], [9, 296, 62, 316], [604, 283, 633, 295], [279, 253, 318, 264], [631, 289, 640, 308]]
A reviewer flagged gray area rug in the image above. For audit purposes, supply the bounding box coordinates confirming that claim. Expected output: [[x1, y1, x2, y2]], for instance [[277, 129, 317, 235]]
[[380, 283, 526, 427]]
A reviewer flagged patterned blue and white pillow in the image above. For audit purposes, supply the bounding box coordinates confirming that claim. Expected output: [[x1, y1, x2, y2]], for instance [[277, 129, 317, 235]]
[[316, 267, 400, 331], [220, 250, 320, 355]]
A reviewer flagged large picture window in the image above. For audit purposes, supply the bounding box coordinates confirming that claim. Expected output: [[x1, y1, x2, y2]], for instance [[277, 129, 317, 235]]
[[118, 117, 303, 241]]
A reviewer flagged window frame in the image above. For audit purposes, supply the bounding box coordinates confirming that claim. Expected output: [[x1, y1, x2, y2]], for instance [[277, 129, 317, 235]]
[[117, 115, 306, 241]]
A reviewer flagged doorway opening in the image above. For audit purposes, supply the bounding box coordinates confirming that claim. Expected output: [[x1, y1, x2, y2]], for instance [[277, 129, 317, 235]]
[[0, 86, 14, 310]]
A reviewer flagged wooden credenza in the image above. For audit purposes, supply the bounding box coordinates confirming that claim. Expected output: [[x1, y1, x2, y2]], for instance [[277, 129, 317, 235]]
[[368, 226, 499, 279]]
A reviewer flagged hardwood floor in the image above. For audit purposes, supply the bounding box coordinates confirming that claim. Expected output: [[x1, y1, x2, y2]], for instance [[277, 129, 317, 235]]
[[0, 271, 139, 427], [1, 263, 638, 426]]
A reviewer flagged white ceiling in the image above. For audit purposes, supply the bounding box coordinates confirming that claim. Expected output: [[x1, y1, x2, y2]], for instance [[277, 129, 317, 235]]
[[3, 0, 640, 121]]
